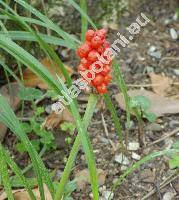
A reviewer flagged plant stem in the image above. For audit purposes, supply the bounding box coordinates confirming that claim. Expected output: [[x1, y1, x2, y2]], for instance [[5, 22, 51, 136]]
[[55, 94, 98, 200]]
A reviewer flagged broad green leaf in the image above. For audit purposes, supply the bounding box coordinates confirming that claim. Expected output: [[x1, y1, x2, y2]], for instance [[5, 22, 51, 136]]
[[18, 87, 43, 101], [144, 111, 157, 122], [169, 154, 179, 169], [130, 95, 151, 111]]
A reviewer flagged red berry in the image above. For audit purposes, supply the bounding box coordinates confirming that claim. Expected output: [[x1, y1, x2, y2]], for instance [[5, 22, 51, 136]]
[[92, 74, 104, 86], [104, 74, 112, 84], [80, 58, 90, 68], [85, 29, 95, 41], [96, 83, 107, 94], [101, 65, 111, 75], [88, 50, 100, 62], [96, 46, 104, 54], [96, 29, 106, 40], [76, 42, 91, 58], [78, 64, 86, 72], [103, 40, 110, 49], [91, 36, 103, 48]]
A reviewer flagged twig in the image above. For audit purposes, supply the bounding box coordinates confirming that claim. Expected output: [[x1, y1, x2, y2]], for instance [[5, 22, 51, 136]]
[[147, 128, 179, 147], [159, 57, 179, 66], [127, 82, 179, 88], [142, 171, 179, 200], [101, 113, 109, 137]]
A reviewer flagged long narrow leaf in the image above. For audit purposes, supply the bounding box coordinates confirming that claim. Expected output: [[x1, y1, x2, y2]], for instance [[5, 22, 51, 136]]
[[0, 31, 75, 49], [80, 0, 88, 41], [12, 0, 80, 45], [0, 95, 53, 200], [68, 0, 97, 29], [0, 145, 14, 200], [1, 145, 36, 200]]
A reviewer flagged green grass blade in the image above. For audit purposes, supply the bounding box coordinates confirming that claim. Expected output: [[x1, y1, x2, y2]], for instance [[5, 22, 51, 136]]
[[111, 148, 179, 199], [68, 0, 97, 30], [112, 60, 131, 146], [55, 94, 99, 199], [0, 31, 75, 49], [0, 95, 53, 200], [56, 77, 99, 199], [0, 60, 22, 86], [0, 8, 73, 88], [1, 146, 36, 200], [0, 145, 14, 200], [80, 0, 88, 41], [103, 93, 124, 150], [0, 35, 99, 199], [12, 0, 80, 45]]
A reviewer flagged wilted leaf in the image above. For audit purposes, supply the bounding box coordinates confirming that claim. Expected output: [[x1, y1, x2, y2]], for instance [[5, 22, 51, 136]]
[[42, 109, 74, 130], [115, 89, 179, 117], [0, 82, 20, 141], [149, 73, 173, 96], [0, 184, 52, 200], [23, 57, 73, 89]]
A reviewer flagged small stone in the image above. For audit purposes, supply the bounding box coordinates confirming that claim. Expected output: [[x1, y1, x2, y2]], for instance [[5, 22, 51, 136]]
[[146, 123, 162, 132], [170, 28, 178, 40], [128, 142, 140, 151], [45, 105, 52, 114], [121, 165, 128, 171], [89, 192, 93, 199], [148, 45, 156, 53], [103, 191, 114, 200], [150, 51, 162, 59], [132, 152, 141, 160], [169, 120, 179, 128], [162, 191, 176, 200], [164, 19, 171, 25], [100, 137, 109, 144], [173, 69, 179, 76], [115, 154, 130, 165]]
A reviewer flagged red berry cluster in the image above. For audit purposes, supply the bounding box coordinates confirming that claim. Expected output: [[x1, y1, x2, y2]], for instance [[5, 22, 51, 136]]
[[76, 29, 112, 94]]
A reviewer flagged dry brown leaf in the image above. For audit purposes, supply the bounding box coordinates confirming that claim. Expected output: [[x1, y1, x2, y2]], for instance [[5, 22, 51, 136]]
[[115, 89, 179, 117], [23, 57, 73, 89], [149, 73, 173, 96], [75, 169, 106, 190], [0, 82, 20, 141], [42, 109, 74, 130], [0, 184, 52, 200]]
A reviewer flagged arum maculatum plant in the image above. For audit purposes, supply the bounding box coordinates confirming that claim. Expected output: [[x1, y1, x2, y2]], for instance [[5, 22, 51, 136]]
[[0, 0, 176, 199]]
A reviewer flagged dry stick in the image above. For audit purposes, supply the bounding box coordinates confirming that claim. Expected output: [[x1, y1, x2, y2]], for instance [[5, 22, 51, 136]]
[[142, 171, 179, 200], [127, 82, 179, 88], [147, 128, 179, 148], [101, 113, 109, 137]]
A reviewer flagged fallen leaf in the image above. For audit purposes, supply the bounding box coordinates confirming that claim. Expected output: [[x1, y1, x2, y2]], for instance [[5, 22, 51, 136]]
[[140, 169, 155, 183], [75, 169, 106, 190], [23, 58, 73, 89], [0, 184, 52, 200], [0, 82, 20, 141], [42, 109, 74, 130], [149, 73, 173, 96], [115, 89, 179, 117]]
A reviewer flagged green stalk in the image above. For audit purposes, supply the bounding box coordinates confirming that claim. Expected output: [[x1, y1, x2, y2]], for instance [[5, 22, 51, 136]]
[[109, 148, 179, 199], [103, 93, 124, 150], [55, 94, 98, 200], [80, 0, 88, 42], [112, 60, 131, 146]]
